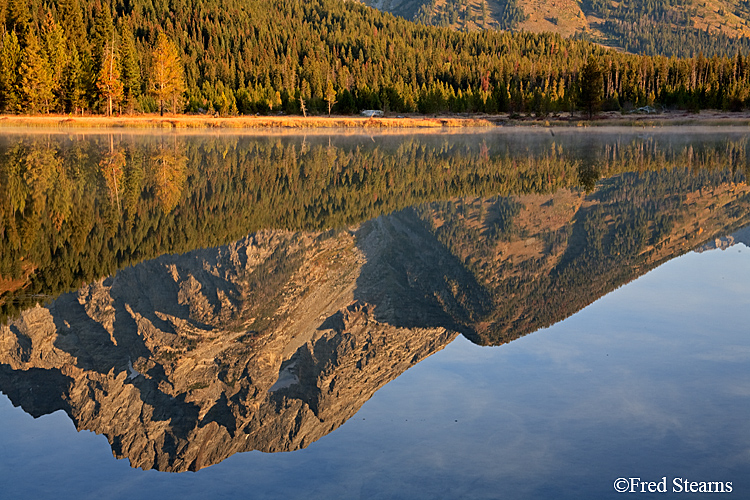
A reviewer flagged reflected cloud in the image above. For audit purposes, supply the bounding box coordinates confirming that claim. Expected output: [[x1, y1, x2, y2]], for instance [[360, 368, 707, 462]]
[[693, 345, 750, 363]]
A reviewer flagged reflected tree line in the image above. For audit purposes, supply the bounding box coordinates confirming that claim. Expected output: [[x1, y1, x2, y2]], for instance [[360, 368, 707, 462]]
[[2, 133, 750, 322]]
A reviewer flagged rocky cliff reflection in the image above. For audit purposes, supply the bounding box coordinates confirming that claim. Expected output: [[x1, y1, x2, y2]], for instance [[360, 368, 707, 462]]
[[0, 223, 458, 471], [1, 132, 750, 472]]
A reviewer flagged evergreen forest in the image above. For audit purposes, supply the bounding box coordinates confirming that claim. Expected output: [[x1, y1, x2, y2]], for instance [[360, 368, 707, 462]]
[[5, 0, 750, 115], [579, 0, 750, 58]]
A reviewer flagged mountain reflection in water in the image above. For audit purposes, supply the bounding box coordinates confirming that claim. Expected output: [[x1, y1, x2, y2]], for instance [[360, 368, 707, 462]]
[[0, 131, 749, 471]]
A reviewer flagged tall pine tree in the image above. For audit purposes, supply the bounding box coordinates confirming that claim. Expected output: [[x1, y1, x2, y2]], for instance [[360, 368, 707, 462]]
[[20, 29, 54, 113], [41, 12, 68, 112], [63, 43, 86, 114], [119, 27, 141, 113], [578, 56, 604, 119], [0, 30, 22, 112]]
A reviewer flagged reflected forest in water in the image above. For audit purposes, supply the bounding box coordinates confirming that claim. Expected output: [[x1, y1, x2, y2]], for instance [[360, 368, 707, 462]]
[[2, 132, 749, 321], [1, 131, 749, 471]]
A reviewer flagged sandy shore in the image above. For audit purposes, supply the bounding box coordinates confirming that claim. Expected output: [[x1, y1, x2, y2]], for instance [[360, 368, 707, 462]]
[[2, 110, 750, 129]]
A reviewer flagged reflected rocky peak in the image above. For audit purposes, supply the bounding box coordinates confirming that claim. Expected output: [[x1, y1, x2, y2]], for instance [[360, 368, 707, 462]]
[[0, 221, 458, 471], [1, 132, 750, 471]]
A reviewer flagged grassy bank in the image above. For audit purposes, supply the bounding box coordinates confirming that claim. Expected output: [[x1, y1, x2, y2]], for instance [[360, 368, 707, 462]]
[[0, 114, 496, 129], [2, 111, 750, 130]]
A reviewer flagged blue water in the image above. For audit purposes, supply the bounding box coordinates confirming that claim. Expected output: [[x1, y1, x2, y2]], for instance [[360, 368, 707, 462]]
[[1, 243, 748, 499]]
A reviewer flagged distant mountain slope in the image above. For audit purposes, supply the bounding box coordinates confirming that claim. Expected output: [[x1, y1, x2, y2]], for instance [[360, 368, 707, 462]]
[[364, 0, 587, 35], [579, 0, 750, 56], [365, 0, 425, 21], [362, 0, 750, 56]]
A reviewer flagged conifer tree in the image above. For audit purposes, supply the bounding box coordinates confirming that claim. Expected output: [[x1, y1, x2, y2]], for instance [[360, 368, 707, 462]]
[[42, 12, 68, 112], [150, 33, 185, 115], [119, 28, 141, 113], [81, 51, 100, 113], [0, 30, 22, 112], [57, 0, 87, 55], [89, 1, 113, 73], [578, 56, 604, 119], [97, 40, 123, 116], [5, 0, 30, 44], [63, 43, 86, 114], [20, 30, 53, 113]]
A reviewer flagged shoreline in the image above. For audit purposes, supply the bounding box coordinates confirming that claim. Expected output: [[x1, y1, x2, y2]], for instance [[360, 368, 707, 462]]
[[2, 110, 750, 130]]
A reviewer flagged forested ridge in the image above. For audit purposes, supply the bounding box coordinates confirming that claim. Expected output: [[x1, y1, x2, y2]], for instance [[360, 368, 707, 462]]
[[5, 0, 750, 115], [371, 0, 750, 59], [578, 0, 750, 58]]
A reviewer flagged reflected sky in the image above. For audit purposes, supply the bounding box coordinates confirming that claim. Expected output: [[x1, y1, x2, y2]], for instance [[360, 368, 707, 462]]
[[2, 241, 747, 499]]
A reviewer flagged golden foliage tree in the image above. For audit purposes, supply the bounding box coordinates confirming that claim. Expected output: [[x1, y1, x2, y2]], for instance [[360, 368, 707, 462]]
[[325, 79, 337, 116], [96, 41, 124, 116], [151, 142, 187, 213], [150, 33, 185, 116], [99, 138, 126, 211]]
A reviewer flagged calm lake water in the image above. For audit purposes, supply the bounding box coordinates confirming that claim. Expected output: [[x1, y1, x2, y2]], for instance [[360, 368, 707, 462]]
[[0, 128, 748, 499]]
